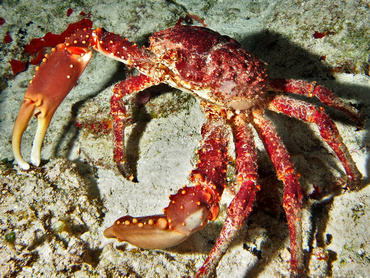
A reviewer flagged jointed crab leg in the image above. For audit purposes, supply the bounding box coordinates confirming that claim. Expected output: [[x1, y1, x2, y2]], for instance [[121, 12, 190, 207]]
[[252, 110, 305, 275], [111, 74, 160, 179], [197, 113, 259, 277], [269, 79, 365, 128], [268, 95, 362, 189]]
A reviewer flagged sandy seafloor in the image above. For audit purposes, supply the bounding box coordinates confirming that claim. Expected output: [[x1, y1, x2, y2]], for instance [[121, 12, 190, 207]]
[[0, 0, 369, 277]]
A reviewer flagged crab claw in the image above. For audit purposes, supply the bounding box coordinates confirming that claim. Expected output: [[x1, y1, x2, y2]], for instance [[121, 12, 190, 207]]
[[12, 43, 92, 170], [104, 185, 219, 249]]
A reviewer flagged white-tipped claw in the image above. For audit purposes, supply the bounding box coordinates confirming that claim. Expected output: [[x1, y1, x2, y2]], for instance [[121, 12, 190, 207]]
[[15, 157, 30, 170], [12, 42, 92, 170]]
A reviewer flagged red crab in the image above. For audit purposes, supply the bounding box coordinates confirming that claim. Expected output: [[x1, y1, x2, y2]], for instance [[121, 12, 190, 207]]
[[12, 21, 363, 277]]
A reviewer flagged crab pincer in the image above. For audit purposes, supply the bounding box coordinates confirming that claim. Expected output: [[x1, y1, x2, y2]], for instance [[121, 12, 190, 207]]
[[12, 32, 93, 170], [104, 185, 220, 249]]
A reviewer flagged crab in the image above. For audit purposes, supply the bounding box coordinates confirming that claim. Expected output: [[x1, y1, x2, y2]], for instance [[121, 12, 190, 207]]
[[12, 20, 363, 277]]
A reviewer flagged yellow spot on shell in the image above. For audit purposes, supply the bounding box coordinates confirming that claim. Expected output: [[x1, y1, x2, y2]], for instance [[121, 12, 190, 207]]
[[138, 222, 144, 228], [132, 218, 138, 224], [124, 220, 130, 225], [148, 219, 154, 225]]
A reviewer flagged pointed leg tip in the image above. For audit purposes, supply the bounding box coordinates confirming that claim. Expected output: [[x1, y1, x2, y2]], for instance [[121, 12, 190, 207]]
[[30, 154, 41, 167]]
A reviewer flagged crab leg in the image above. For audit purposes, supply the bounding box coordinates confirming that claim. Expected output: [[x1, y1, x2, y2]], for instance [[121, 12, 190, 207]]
[[268, 94, 362, 189], [104, 102, 229, 252], [110, 74, 160, 180], [197, 114, 259, 277], [252, 111, 305, 275], [269, 79, 365, 128], [12, 42, 92, 169]]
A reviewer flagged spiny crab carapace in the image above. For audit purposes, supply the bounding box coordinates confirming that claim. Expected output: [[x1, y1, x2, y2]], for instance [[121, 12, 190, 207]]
[[12, 20, 363, 277]]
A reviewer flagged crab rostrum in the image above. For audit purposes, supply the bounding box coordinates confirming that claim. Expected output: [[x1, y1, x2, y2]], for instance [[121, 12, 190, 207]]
[[12, 21, 363, 277]]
